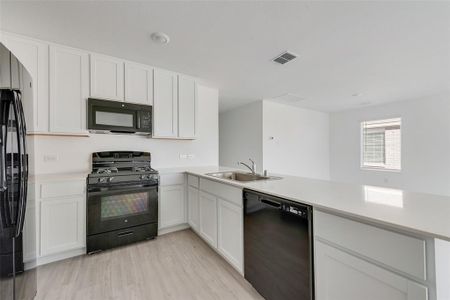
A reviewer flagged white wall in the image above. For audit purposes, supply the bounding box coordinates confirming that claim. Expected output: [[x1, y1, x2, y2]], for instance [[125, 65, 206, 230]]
[[330, 93, 450, 196], [30, 84, 219, 174], [219, 101, 263, 173], [219, 100, 330, 179], [262, 101, 330, 179]]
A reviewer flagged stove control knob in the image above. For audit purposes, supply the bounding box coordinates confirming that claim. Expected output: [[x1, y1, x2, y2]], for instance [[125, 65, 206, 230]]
[[139, 174, 147, 180], [107, 177, 114, 183], [98, 177, 108, 183]]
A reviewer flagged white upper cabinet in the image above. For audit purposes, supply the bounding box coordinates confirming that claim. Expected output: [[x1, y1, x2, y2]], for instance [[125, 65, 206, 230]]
[[178, 75, 197, 138], [49, 45, 89, 133], [124, 62, 153, 105], [153, 68, 178, 138], [1, 33, 207, 138], [1, 33, 49, 133], [90, 54, 124, 101]]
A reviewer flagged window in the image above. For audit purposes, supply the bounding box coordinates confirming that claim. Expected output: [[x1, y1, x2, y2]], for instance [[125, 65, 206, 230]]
[[361, 118, 401, 171]]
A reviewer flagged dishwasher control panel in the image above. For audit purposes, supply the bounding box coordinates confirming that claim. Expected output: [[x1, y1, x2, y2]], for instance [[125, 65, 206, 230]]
[[282, 204, 308, 218]]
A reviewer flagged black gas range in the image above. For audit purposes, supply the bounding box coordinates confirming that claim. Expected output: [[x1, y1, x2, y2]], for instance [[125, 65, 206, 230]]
[[86, 151, 159, 254]]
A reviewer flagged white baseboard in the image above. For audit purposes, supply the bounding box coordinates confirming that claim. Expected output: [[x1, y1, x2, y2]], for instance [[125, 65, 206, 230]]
[[158, 223, 190, 236], [36, 248, 86, 267], [30, 225, 191, 267]]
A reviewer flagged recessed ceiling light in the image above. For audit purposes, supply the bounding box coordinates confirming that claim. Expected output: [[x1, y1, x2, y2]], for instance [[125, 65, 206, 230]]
[[150, 32, 170, 45]]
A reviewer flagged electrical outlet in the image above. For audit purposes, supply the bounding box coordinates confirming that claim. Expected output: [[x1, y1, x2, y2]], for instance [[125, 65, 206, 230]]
[[43, 154, 58, 162]]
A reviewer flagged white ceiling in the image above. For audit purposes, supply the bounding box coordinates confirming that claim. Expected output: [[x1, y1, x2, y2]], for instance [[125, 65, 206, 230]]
[[1, 1, 449, 112]]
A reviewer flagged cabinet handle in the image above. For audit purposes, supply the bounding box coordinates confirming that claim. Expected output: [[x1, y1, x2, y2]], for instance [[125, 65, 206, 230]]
[[260, 198, 281, 209], [118, 230, 134, 237]]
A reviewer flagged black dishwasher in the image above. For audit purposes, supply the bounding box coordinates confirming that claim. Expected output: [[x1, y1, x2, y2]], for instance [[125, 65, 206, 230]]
[[244, 189, 314, 300]]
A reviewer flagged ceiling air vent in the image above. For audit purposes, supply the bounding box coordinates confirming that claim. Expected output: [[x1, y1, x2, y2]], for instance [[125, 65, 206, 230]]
[[272, 51, 297, 64]]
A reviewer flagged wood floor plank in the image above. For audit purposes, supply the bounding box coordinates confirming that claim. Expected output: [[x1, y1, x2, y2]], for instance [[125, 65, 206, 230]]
[[35, 229, 264, 300]]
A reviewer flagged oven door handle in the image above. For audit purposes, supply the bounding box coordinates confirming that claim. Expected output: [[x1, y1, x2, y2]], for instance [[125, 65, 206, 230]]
[[87, 184, 158, 196]]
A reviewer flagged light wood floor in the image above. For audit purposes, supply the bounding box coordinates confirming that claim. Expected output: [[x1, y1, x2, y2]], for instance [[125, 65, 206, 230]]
[[35, 229, 264, 300]]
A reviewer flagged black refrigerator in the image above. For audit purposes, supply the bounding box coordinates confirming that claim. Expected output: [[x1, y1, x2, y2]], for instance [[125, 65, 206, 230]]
[[0, 45, 37, 299]]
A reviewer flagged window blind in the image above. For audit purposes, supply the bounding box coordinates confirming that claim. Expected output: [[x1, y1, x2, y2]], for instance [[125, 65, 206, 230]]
[[361, 118, 401, 170]]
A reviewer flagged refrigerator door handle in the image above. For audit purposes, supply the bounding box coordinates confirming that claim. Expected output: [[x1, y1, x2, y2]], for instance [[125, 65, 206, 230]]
[[0, 124, 6, 192], [12, 90, 28, 237]]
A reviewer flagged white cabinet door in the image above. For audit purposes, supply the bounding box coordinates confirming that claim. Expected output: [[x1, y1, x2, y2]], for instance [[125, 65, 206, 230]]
[[90, 54, 124, 101], [217, 199, 243, 273], [49, 45, 89, 133], [315, 240, 428, 300], [187, 186, 200, 232], [160, 185, 186, 229], [199, 191, 217, 248], [124, 62, 153, 105], [40, 196, 85, 256], [2, 33, 49, 132], [153, 68, 178, 138], [178, 75, 197, 138]]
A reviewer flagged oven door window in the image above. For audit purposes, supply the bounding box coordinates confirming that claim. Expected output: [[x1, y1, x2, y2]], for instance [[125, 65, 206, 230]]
[[101, 191, 149, 220]]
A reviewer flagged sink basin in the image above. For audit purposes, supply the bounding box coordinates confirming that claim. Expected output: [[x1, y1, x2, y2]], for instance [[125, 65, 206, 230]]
[[206, 171, 281, 182]]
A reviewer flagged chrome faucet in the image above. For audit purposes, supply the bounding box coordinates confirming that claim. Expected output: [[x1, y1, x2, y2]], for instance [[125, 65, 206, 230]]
[[237, 158, 256, 175]]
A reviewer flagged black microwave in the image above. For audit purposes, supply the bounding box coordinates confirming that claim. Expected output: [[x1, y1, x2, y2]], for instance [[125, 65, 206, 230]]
[[87, 98, 152, 135]]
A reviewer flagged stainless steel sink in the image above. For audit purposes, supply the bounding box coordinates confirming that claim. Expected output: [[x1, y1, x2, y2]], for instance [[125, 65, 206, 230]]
[[206, 171, 281, 182]]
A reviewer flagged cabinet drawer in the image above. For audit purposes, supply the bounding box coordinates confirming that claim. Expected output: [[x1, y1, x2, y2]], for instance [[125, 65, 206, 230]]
[[199, 178, 242, 207], [40, 180, 85, 199], [314, 210, 427, 280], [187, 175, 199, 188], [159, 173, 185, 186]]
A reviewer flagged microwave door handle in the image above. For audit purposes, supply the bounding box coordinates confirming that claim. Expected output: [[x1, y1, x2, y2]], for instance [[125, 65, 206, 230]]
[[136, 112, 141, 129]]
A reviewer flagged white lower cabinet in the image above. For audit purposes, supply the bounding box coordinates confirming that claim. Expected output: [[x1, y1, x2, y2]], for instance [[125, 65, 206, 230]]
[[33, 179, 86, 265], [187, 186, 200, 231], [315, 240, 428, 300], [217, 198, 243, 272], [192, 177, 243, 273], [40, 195, 85, 257], [314, 210, 431, 300], [199, 191, 218, 248], [159, 184, 186, 229]]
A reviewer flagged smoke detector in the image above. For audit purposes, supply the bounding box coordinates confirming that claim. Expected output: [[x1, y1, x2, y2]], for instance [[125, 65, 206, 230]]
[[150, 32, 170, 45], [272, 51, 297, 64]]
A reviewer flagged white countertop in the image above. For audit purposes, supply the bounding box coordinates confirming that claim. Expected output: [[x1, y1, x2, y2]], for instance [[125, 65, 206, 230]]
[[30, 166, 450, 241], [181, 166, 450, 242]]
